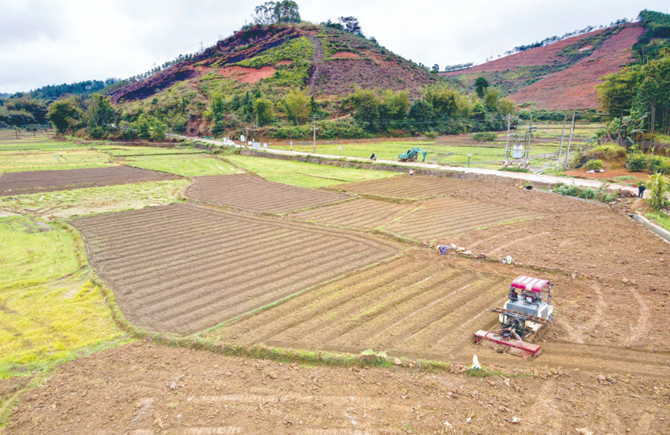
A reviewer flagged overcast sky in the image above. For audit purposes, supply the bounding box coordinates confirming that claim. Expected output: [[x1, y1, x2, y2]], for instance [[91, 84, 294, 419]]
[[1, 0, 667, 94]]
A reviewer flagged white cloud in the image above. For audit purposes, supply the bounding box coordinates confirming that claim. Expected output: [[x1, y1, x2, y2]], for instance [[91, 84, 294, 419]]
[[0, 0, 667, 93]]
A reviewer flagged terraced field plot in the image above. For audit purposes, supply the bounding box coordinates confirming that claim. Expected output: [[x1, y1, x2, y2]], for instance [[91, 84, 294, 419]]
[[212, 249, 513, 361], [70, 203, 401, 333], [384, 196, 539, 241], [0, 166, 180, 196], [329, 174, 478, 200], [289, 198, 414, 230], [186, 174, 351, 213]]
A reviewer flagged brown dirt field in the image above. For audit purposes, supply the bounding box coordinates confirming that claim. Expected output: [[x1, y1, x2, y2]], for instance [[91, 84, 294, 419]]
[[328, 175, 477, 201], [219, 66, 276, 84], [508, 25, 645, 110], [329, 51, 361, 59], [5, 343, 670, 435], [289, 198, 414, 230], [209, 248, 670, 377], [0, 166, 180, 196], [186, 174, 351, 213], [383, 197, 539, 242], [69, 203, 401, 333]]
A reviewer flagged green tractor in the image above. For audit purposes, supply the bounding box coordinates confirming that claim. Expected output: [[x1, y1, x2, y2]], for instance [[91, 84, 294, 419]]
[[398, 148, 427, 162]]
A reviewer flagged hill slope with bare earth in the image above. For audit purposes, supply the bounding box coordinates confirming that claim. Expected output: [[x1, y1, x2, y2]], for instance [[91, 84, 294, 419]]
[[443, 23, 643, 110], [108, 24, 438, 105]]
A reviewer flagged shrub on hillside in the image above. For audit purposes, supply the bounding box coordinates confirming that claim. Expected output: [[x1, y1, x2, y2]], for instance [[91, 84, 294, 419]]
[[472, 132, 497, 142], [647, 156, 670, 175], [588, 144, 626, 161], [584, 159, 603, 170], [627, 154, 648, 172], [424, 131, 438, 139]]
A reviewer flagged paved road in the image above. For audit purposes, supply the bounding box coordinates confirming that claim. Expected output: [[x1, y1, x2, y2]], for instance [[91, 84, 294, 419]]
[[183, 136, 637, 194]]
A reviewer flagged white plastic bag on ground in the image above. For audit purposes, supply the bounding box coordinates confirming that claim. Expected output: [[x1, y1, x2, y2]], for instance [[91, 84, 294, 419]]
[[471, 354, 481, 370]]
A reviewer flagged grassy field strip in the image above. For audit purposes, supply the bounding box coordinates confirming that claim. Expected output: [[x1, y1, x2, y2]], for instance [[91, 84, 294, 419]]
[[96, 145, 206, 157], [225, 155, 398, 188], [0, 178, 190, 219], [0, 216, 127, 379], [125, 155, 239, 176], [0, 150, 114, 173]]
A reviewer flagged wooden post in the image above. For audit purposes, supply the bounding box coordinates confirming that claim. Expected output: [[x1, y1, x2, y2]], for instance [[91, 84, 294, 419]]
[[564, 110, 576, 170], [557, 112, 567, 171]]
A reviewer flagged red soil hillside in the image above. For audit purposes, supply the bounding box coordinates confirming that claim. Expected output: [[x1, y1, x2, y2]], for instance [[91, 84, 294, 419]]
[[443, 24, 643, 110]]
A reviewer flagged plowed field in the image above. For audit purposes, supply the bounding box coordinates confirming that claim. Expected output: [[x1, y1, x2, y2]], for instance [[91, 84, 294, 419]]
[[186, 174, 351, 213], [211, 249, 670, 378], [329, 175, 475, 200], [0, 166, 180, 196], [290, 198, 414, 230], [383, 197, 539, 241], [70, 203, 401, 333], [7, 344, 669, 435]]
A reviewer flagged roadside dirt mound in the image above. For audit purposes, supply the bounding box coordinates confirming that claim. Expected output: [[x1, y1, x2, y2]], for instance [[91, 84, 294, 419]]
[[5, 343, 669, 434]]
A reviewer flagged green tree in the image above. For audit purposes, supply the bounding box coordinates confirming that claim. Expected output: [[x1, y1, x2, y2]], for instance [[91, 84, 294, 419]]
[[339, 16, 363, 36], [380, 90, 410, 121], [253, 98, 275, 125], [283, 89, 310, 124], [149, 118, 168, 141], [474, 77, 490, 98], [135, 115, 151, 140], [597, 68, 640, 118], [46, 98, 83, 133], [483, 87, 500, 110], [87, 94, 115, 129], [209, 93, 225, 120], [498, 98, 516, 115], [426, 89, 458, 119], [349, 88, 380, 131], [408, 99, 435, 122], [274, 0, 301, 23]]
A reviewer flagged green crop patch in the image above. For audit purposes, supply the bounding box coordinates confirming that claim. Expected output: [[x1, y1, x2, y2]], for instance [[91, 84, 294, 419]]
[[0, 216, 127, 378], [0, 179, 190, 219], [226, 155, 397, 188], [0, 216, 79, 288], [126, 155, 238, 176], [0, 150, 113, 173]]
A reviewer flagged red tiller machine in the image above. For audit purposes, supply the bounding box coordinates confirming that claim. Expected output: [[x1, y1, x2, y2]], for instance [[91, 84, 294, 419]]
[[474, 276, 554, 359]]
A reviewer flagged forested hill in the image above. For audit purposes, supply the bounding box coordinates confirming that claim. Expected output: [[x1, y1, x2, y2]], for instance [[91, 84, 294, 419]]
[[442, 22, 645, 110]]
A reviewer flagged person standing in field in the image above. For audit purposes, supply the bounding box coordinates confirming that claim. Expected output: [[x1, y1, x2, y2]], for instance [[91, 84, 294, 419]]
[[638, 183, 646, 198]]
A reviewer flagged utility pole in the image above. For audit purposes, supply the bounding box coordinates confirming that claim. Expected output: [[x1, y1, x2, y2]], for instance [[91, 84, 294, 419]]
[[312, 115, 317, 153], [504, 113, 511, 166], [564, 110, 576, 170], [556, 112, 567, 171]]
